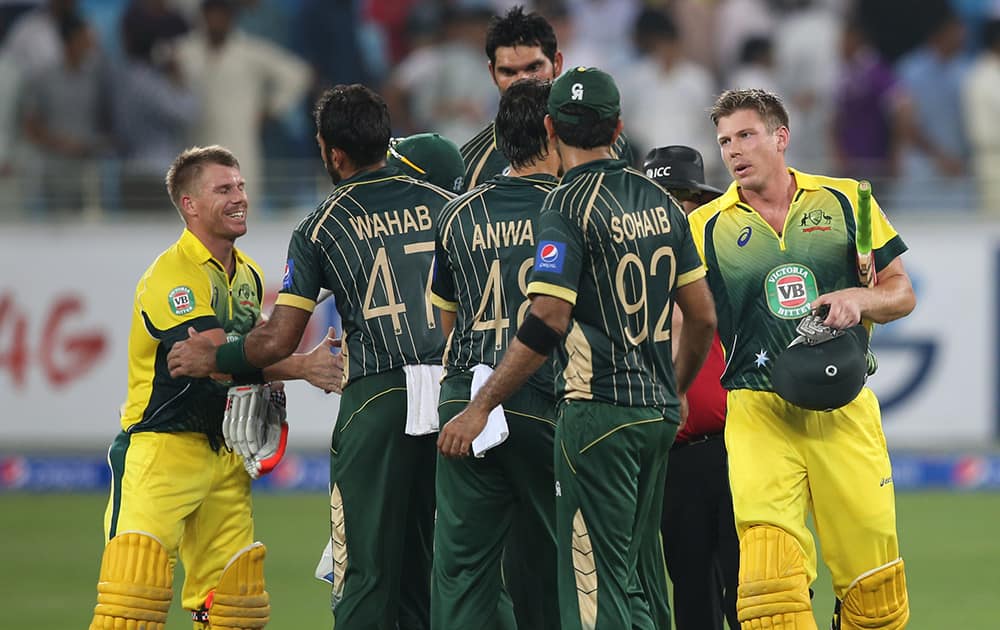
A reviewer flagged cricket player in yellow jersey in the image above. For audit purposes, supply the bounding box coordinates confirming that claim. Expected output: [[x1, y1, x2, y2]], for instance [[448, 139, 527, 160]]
[[167, 86, 455, 630], [687, 89, 916, 630], [89, 146, 338, 630]]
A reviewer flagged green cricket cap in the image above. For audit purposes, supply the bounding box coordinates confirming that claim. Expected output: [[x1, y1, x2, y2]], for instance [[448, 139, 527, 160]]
[[387, 133, 466, 193], [771, 325, 870, 411], [547, 66, 621, 124]]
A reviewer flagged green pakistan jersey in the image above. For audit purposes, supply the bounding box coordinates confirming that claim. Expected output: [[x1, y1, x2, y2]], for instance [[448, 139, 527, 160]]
[[430, 173, 559, 394], [527, 159, 706, 411], [459, 122, 635, 192], [122, 229, 263, 439], [687, 168, 908, 392], [276, 165, 454, 385]]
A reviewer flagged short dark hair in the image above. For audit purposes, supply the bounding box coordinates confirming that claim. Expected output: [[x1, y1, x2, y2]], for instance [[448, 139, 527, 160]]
[[552, 104, 618, 150], [485, 6, 558, 66], [710, 88, 789, 132], [739, 36, 772, 65], [633, 8, 678, 53], [313, 84, 391, 169], [496, 79, 551, 170], [58, 12, 86, 43], [983, 18, 1000, 50], [165, 145, 240, 210]]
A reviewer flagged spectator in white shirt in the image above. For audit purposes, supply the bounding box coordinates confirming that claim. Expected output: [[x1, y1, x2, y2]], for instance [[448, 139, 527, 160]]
[[175, 0, 310, 206], [962, 18, 1000, 215], [620, 8, 720, 179]]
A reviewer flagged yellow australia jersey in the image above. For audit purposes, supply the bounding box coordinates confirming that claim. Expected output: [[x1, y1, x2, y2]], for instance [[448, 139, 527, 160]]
[[687, 169, 906, 391], [120, 229, 264, 439]]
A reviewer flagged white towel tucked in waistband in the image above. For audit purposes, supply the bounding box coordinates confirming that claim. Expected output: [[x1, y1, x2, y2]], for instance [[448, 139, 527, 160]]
[[470, 364, 509, 457], [403, 364, 443, 435]]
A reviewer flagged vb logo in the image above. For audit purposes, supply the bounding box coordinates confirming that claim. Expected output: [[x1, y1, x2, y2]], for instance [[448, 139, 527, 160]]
[[571, 83, 584, 100]]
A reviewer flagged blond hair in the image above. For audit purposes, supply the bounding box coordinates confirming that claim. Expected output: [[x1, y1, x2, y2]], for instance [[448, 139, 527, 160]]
[[710, 88, 789, 132], [165, 145, 240, 212]]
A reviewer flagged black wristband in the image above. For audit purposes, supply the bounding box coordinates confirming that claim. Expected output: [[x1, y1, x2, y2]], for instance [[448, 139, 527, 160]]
[[515, 313, 563, 356], [216, 337, 257, 375]]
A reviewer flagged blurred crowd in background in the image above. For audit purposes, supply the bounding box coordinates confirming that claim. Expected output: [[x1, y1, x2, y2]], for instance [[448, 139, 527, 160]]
[[0, 0, 998, 219]]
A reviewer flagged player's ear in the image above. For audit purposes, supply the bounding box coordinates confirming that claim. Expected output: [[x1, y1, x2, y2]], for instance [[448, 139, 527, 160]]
[[552, 51, 563, 77], [180, 194, 196, 219], [544, 114, 557, 141], [775, 125, 790, 153], [330, 147, 346, 171], [488, 61, 499, 88], [610, 118, 624, 144]]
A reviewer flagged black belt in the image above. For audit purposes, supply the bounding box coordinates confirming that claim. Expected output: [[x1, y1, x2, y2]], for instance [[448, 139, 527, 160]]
[[671, 431, 723, 450]]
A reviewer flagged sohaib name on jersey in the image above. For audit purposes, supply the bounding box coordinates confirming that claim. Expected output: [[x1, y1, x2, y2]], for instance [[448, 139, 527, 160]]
[[610, 206, 672, 244], [346, 205, 432, 241]]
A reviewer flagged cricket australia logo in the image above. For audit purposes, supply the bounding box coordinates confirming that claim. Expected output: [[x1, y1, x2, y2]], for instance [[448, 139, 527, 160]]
[[571, 83, 584, 100], [800, 208, 833, 232], [764, 264, 818, 319]]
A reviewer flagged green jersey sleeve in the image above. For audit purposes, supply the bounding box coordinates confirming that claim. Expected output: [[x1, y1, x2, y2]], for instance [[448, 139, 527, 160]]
[[431, 232, 458, 312], [525, 205, 585, 306], [675, 210, 708, 288], [275, 225, 322, 313]]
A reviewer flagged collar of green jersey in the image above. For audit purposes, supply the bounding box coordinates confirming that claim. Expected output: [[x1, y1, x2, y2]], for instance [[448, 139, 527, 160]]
[[560, 158, 626, 183], [337, 164, 397, 188], [491, 173, 559, 186]]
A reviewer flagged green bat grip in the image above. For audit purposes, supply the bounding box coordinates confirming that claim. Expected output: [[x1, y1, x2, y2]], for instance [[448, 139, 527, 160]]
[[857, 180, 872, 255]]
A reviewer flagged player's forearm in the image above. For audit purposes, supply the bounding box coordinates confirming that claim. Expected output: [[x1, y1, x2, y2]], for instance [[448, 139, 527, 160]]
[[860, 273, 916, 324], [243, 323, 300, 369], [439, 309, 456, 339], [262, 354, 306, 381], [674, 312, 715, 394], [467, 339, 548, 414]]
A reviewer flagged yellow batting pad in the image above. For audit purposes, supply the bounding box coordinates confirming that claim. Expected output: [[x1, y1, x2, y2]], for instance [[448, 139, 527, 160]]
[[840, 558, 909, 630], [90, 531, 173, 630], [737, 526, 817, 630], [207, 542, 270, 629]]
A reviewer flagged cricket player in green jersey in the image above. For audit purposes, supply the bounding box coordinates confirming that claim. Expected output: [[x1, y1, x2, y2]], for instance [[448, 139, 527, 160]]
[[168, 85, 455, 630], [430, 79, 560, 630], [687, 89, 916, 630], [439, 67, 717, 630], [461, 6, 633, 192]]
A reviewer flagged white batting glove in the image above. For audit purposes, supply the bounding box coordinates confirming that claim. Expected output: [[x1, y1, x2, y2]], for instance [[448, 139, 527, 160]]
[[223, 384, 268, 459], [244, 388, 288, 479]]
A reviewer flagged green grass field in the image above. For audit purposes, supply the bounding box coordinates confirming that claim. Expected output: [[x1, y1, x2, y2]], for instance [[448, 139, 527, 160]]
[[2, 491, 995, 629]]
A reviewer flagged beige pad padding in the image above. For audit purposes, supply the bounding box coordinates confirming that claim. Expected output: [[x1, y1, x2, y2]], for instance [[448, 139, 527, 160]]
[[737, 525, 817, 630], [572, 509, 598, 630], [90, 531, 173, 630], [840, 558, 909, 630], [330, 483, 348, 606], [207, 542, 270, 629]]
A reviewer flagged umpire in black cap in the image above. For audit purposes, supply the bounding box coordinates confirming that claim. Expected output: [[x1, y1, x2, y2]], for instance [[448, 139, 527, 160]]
[[644, 145, 723, 211], [643, 145, 739, 630]]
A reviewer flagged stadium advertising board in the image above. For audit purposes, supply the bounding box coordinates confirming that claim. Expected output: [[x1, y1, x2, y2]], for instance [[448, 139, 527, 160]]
[[0, 219, 995, 450]]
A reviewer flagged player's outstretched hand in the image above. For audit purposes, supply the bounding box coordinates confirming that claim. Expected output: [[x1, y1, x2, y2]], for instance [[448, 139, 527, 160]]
[[810, 288, 865, 330], [437, 406, 488, 458], [303, 327, 343, 394], [168, 327, 218, 378]]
